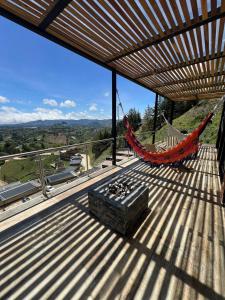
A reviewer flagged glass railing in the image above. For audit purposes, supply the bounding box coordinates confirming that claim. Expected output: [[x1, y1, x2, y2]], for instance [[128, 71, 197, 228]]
[[0, 138, 116, 217], [0, 137, 136, 220]]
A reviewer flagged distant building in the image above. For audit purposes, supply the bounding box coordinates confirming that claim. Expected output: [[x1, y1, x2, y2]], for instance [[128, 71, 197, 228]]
[[46, 171, 76, 185], [0, 180, 41, 206]]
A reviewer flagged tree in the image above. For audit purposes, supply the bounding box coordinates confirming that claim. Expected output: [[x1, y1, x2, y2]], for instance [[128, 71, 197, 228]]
[[92, 128, 112, 159], [3, 141, 19, 154], [142, 105, 154, 132], [22, 143, 31, 152], [116, 120, 125, 136], [127, 108, 141, 131]]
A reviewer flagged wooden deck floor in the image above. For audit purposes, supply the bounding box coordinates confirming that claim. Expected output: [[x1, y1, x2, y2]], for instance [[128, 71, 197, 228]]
[[0, 145, 225, 300]]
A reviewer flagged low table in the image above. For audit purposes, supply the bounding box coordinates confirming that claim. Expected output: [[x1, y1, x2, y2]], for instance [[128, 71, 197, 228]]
[[88, 175, 149, 235]]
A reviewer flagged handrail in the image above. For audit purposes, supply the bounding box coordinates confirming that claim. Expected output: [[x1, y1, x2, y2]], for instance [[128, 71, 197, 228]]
[[0, 137, 113, 161]]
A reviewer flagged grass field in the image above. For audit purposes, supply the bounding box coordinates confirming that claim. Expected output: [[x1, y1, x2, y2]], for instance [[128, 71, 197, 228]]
[[0, 154, 60, 183]]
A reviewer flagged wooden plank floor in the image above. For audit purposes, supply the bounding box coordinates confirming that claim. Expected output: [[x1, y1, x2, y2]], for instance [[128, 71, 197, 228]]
[[0, 145, 225, 300]]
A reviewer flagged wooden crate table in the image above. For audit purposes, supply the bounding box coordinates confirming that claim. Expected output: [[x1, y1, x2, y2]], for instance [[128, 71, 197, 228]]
[[88, 175, 149, 235]]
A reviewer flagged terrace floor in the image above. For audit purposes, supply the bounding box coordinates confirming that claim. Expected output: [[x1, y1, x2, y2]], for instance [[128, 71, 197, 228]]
[[0, 145, 225, 300]]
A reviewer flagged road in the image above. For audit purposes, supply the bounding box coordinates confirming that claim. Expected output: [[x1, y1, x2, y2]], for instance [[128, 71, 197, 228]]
[[80, 153, 92, 171]]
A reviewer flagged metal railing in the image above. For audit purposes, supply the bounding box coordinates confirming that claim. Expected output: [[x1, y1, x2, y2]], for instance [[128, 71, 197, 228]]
[[0, 136, 136, 218], [0, 137, 114, 161], [0, 138, 115, 211]]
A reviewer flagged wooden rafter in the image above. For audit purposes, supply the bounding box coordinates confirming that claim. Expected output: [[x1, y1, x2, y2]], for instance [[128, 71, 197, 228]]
[[106, 6, 225, 63], [166, 83, 225, 97], [135, 53, 225, 79], [151, 72, 225, 89], [0, 0, 225, 101]]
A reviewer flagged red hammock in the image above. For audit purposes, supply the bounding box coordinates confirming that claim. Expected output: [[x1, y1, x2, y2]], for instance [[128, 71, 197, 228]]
[[124, 112, 213, 166]]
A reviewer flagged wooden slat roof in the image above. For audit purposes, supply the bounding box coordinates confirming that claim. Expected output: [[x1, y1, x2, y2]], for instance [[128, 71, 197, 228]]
[[0, 0, 225, 101]]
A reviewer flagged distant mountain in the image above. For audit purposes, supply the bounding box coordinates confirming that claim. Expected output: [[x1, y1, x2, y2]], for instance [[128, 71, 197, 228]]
[[0, 119, 112, 128]]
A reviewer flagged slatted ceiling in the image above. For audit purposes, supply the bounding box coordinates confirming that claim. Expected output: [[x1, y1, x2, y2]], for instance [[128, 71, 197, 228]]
[[69, 2, 125, 52], [0, 0, 52, 24], [58, 13, 117, 56], [169, 85, 225, 96], [64, 6, 120, 53], [153, 71, 225, 88], [1, 1, 225, 101], [159, 79, 225, 95], [167, 83, 225, 97], [47, 26, 107, 63]]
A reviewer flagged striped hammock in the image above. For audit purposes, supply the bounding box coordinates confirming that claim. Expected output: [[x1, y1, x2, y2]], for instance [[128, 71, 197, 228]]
[[124, 112, 213, 167]]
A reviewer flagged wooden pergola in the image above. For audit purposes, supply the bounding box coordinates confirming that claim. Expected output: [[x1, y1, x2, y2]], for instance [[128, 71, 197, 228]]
[[0, 0, 225, 201], [0, 0, 225, 101]]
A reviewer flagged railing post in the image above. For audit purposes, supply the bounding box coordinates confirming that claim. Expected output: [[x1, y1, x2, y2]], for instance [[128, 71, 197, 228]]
[[169, 99, 175, 125], [85, 145, 89, 171], [152, 93, 158, 144], [37, 154, 47, 196], [112, 70, 117, 166]]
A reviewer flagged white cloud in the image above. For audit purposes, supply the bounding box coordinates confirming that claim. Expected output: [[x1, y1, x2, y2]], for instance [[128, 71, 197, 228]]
[[104, 92, 110, 97], [0, 96, 10, 103], [0, 106, 107, 124], [43, 98, 58, 106], [60, 100, 76, 108], [89, 103, 97, 111]]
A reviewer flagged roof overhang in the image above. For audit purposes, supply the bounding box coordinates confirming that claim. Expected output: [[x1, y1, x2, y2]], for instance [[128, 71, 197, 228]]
[[0, 0, 225, 101]]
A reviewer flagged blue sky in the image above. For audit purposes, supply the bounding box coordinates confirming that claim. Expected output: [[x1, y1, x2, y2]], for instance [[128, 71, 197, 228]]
[[0, 17, 155, 124]]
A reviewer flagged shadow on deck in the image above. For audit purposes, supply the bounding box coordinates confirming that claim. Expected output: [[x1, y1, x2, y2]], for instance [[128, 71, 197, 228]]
[[0, 145, 225, 300]]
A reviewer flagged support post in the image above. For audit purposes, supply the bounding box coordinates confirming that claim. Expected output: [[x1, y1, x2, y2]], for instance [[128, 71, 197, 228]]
[[169, 100, 175, 124], [112, 70, 117, 166], [152, 93, 158, 144], [216, 99, 225, 150], [37, 155, 46, 196]]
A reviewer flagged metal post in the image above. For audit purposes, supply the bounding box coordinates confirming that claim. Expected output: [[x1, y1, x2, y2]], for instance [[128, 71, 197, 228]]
[[112, 70, 117, 166], [169, 99, 175, 124], [216, 100, 225, 150], [223, 175, 225, 206], [37, 155, 47, 196], [152, 93, 159, 144], [85, 145, 89, 171]]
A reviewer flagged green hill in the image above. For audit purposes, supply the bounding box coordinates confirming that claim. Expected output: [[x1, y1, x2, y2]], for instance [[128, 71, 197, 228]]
[[141, 99, 222, 145]]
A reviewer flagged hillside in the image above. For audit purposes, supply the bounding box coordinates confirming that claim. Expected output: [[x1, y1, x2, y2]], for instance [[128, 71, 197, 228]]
[[142, 99, 222, 145], [0, 119, 112, 128], [170, 99, 222, 144]]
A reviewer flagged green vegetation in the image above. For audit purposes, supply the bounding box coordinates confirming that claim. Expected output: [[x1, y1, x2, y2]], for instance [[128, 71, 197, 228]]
[[0, 99, 222, 184], [0, 154, 59, 183], [171, 99, 221, 144], [141, 99, 222, 145]]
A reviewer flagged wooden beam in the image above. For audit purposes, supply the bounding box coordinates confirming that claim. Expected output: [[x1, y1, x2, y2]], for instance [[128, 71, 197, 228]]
[[164, 82, 225, 96], [0, 6, 165, 98], [106, 7, 225, 63], [167, 87, 225, 99], [135, 52, 225, 79], [171, 92, 225, 101], [151, 72, 225, 89], [39, 1, 73, 30]]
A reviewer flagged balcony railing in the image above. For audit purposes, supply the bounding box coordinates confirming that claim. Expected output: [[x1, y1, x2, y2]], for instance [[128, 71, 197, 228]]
[[0, 137, 135, 221]]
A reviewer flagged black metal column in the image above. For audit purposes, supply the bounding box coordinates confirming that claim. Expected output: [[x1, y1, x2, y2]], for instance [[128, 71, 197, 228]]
[[169, 100, 175, 124], [152, 93, 158, 144], [112, 70, 117, 166], [216, 99, 225, 150], [216, 99, 225, 205]]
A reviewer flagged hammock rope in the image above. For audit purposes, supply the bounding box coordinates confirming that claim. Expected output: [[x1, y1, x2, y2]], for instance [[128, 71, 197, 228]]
[[118, 91, 224, 167], [124, 112, 213, 166]]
